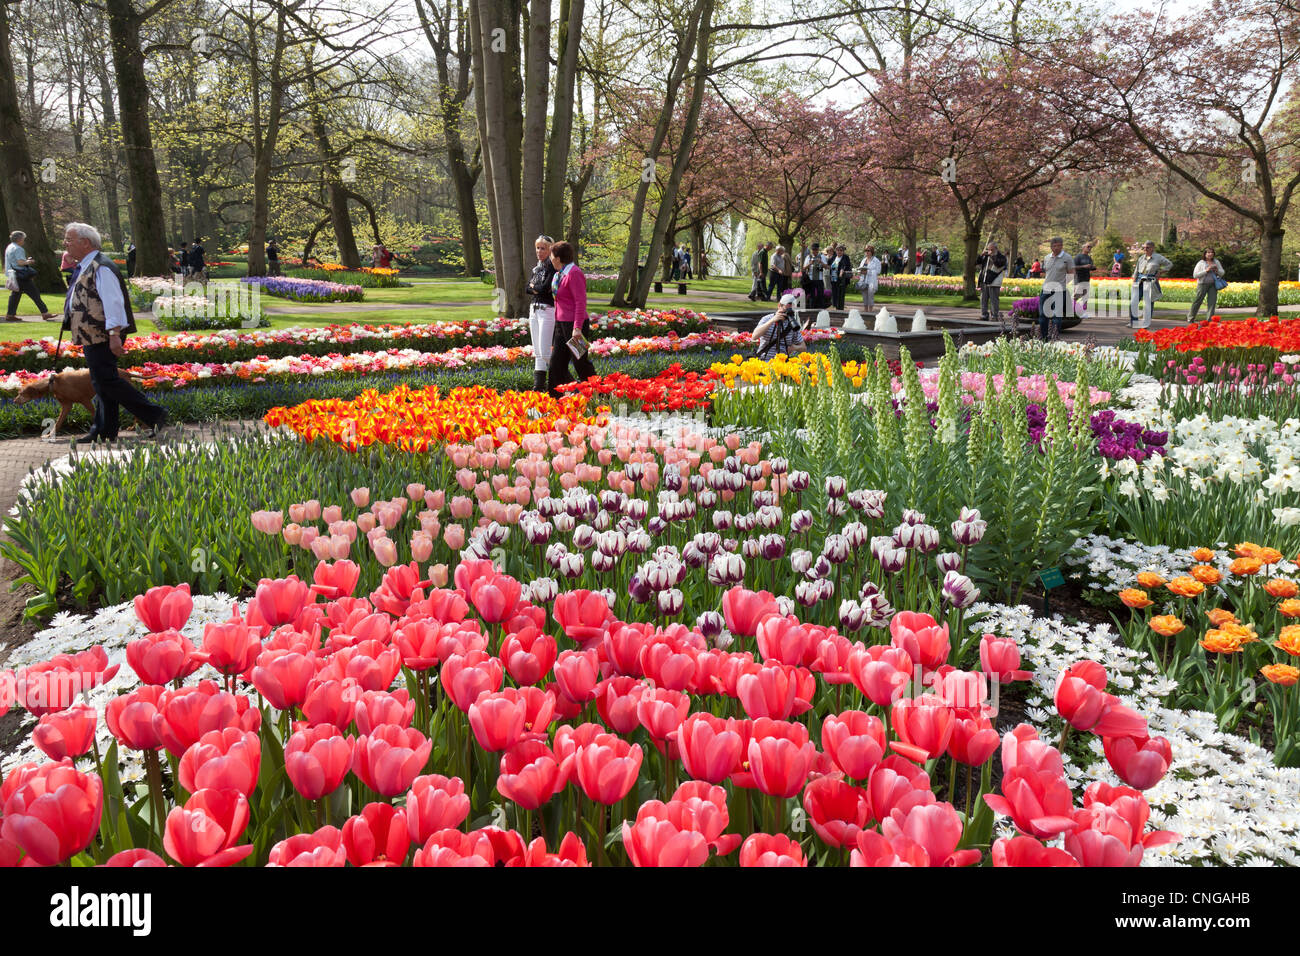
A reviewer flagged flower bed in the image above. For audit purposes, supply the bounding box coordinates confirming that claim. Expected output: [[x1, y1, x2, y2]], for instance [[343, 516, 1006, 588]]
[[0, 310, 713, 373], [287, 267, 406, 288], [1134, 315, 1300, 355], [241, 276, 365, 303]]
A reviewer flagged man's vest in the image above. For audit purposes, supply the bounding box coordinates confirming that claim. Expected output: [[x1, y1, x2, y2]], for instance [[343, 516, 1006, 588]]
[[62, 252, 137, 348]]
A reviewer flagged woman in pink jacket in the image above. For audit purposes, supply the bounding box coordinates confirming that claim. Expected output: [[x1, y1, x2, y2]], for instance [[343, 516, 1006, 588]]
[[547, 240, 596, 395]]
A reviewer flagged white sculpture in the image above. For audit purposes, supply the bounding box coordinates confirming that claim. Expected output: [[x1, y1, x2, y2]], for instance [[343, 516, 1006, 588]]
[[874, 307, 897, 334], [842, 309, 867, 332], [911, 309, 927, 332], [815, 309, 831, 329]]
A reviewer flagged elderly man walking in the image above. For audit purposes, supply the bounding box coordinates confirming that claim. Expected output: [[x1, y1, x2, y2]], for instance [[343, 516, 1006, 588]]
[[61, 222, 167, 443], [1038, 236, 1075, 340], [1129, 240, 1172, 329]]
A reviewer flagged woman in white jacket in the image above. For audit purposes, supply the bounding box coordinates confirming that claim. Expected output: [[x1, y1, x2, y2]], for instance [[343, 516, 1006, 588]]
[[1188, 248, 1225, 322], [857, 244, 881, 314]]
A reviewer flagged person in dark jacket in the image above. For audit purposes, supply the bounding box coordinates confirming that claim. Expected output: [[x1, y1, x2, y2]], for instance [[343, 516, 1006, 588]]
[[189, 237, 206, 282], [125, 242, 137, 278], [525, 234, 558, 393], [60, 222, 166, 443]]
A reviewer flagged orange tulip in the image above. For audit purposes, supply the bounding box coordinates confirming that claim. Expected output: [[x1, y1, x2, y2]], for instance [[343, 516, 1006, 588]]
[[1265, 578, 1300, 599], [1206, 608, 1238, 627], [1275, 626, 1300, 657], [1260, 663, 1299, 686], [1190, 547, 1216, 564], [1257, 547, 1284, 565], [1168, 575, 1206, 597], [1234, 542, 1262, 559], [1136, 572, 1166, 590], [1200, 630, 1246, 654], [1188, 566, 1221, 586], [1148, 616, 1185, 638], [1229, 557, 1262, 576], [1118, 588, 1152, 610], [1279, 599, 1300, 618]]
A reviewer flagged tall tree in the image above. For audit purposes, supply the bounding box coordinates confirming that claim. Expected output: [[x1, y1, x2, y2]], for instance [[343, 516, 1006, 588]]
[[104, 0, 178, 276], [0, 0, 61, 291], [1074, 0, 1300, 317], [415, 0, 483, 276]]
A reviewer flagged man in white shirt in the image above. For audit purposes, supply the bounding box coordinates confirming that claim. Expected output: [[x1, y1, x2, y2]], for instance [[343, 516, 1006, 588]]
[[1129, 240, 1173, 329], [61, 222, 167, 443], [1038, 236, 1075, 340]]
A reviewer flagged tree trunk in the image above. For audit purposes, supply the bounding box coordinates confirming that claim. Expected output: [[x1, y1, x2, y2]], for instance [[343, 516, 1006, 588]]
[[95, 67, 124, 251], [903, 225, 917, 273], [0, 0, 61, 293], [467, 5, 502, 283], [566, 163, 591, 250], [543, 0, 583, 239], [246, 8, 288, 278], [450, 153, 483, 275], [610, 0, 705, 307], [961, 222, 982, 300], [471, 0, 527, 317], [1259, 221, 1285, 319], [104, 0, 171, 277], [306, 68, 360, 270], [632, 0, 712, 308], [521, 0, 549, 261]]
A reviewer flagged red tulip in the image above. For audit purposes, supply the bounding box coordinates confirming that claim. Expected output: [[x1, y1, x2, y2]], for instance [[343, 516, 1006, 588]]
[[497, 739, 562, 810], [847, 644, 914, 707], [820, 710, 886, 780], [991, 835, 1080, 867], [354, 689, 415, 735], [850, 829, 931, 866], [179, 728, 261, 795], [1, 761, 103, 866], [603, 622, 652, 677], [880, 802, 981, 866], [979, 633, 1032, 682], [667, 781, 738, 855], [156, 681, 261, 758], [983, 765, 1076, 839], [639, 636, 698, 691], [553, 722, 606, 787], [249, 575, 314, 629], [677, 712, 744, 783], [1000, 723, 1064, 776], [755, 614, 818, 667], [721, 586, 779, 638], [737, 661, 803, 719], [746, 719, 816, 798], [102, 848, 168, 867], [300, 678, 359, 729], [890, 611, 950, 670], [105, 685, 165, 751], [126, 629, 196, 686], [405, 774, 471, 843], [553, 589, 615, 648], [811, 633, 859, 685], [134, 583, 193, 632], [866, 758, 936, 822], [947, 711, 1000, 767], [502, 626, 558, 686], [553, 649, 600, 704], [15, 649, 119, 716], [32, 706, 97, 761], [889, 694, 956, 763], [1102, 734, 1172, 790], [284, 724, 354, 799], [353, 724, 432, 796], [637, 686, 690, 742], [311, 559, 361, 600], [441, 651, 504, 712], [250, 649, 316, 712], [412, 828, 494, 867], [574, 734, 643, 804], [468, 689, 528, 752], [621, 816, 708, 867], [1054, 661, 1148, 737], [267, 825, 346, 866], [1081, 782, 1180, 850], [802, 776, 871, 848], [594, 676, 645, 735], [393, 620, 442, 670], [343, 802, 411, 866], [162, 788, 251, 867], [320, 642, 402, 692], [467, 572, 522, 623], [739, 832, 807, 867], [197, 620, 261, 678], [510, 832, 589, 867]]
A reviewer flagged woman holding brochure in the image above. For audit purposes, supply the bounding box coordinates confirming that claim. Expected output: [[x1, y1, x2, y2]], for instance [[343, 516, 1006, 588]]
[[547, 240, 597, 396]]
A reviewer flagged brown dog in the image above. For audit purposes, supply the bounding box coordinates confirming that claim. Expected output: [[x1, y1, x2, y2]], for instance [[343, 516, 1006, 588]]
[[12, 368, 148, 436]]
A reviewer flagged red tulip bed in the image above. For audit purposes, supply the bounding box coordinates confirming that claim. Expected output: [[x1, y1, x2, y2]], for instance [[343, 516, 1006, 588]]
[[0, 563, 1177, 867]]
